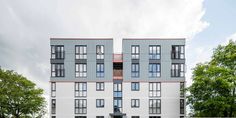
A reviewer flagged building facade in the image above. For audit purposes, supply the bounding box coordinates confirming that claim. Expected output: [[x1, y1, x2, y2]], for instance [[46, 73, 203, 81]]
[[50, 38, 186, 118]]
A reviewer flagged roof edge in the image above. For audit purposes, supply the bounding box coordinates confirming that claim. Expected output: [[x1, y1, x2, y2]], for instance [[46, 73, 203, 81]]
[[123, 38, 186, 40], [50, 38, 113, 40]]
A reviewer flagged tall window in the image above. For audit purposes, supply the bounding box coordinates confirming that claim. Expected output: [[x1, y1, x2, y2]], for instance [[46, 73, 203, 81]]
[[149, 99, 161, 114], [96, 45, 104, 59], [131, 82, 140, 91], [75, 116, 86, 118], [51, 64, 64, 77], [75, 99, 87, 114], [149, 82, 161, 97], [75, 45, 87, 59], [51, 99, 56, 114], [149, 63, 161, 77], [131, 99, 140, 108], [180, 99, 184, 114], [131, 116, 140, 118], [96, 99, 104, 108], [96, 63, 104, 77], [51, 45, 64, 59], [131, 45, 139, 59], [171, 45, 185, 59], [96, 82, 104, 91], [75, 64, 87, 77], [114, 83, 122, 112], [51, 82, 56, 97], [171, 63, 185, 77], [131, 63, 139, 77], [75, 82, 87, 97], [180, 82, 185, 97], [96, 116, 104, 118], [149, 45, 161, 59]]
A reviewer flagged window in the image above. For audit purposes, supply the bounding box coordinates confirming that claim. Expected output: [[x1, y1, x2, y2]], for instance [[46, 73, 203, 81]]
[[149, 83, 161, 97], [131, 45, 139, 59], [75, 117, 86, 118], [96, 45, 104, 59], [131, 63, 139, 77], [51, 45, 64, 59], [96, 63, 104, 77], [51, 63, 64, 77], [96, 99, 104, 108], [51, 116, 56, 118], [171, 63, 185, 77], [75, 99, 87, 114], [96, 82, 104, 91], [114, 83, 122, 112], [149, 99, 161, 114], [180, 82, 185, 97], [75, 82, 87, 97], [131, 116, 140, 118], [51, 82, 56, 97], [180, 116, 184, 118], [96, 116, 104, 118], [149, 64, 161, 77], [51, 99, 56, 114], [131, 99, 140, 108], [131, 82, 139, 91], [171, 45, 185, 59], [180, 99, 184, 114], [75, 45, 87, 59], [149, 117, 161, 118], [149, 45, 161, 59], [75, 64, 87, 77]]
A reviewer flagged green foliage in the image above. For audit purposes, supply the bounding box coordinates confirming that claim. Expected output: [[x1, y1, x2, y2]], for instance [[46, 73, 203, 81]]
[[187, 40, 236, 117], [0, 69, 46, 118]]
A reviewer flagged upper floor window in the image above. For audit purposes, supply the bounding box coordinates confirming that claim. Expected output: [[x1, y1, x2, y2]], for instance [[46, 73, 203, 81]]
[[180, 82, 185, 97], [131, 45, 139, 59], [96, 63, 104, 77], [51, 45, 64, 59], [171, 63, 185, 77], [96, 99, 105, 108], [131, 99, 140, 108], [96, 116, 104, 118], [51, 99, 56, 114], [131, 116, 140, 118], [149, 45, 161, 59], [149, 82, 161, 97], [96, 45, 104, 59], [75, 63, 87, 77], [149, 99, 161, 114], [75, 82, 87, 97], [131, 82, 140, 91], [51, 82, 56, 97], [171, 45, 185, 59], [180, 99, 184, 114], [51, 63, 64, 77], [114, 83, 122, 98], [149, 63, 161, 77], [75, 45, 87, 59], [75, 99, 87, 114], [131, 63, 139, 78], [96, 82, 104, 91]]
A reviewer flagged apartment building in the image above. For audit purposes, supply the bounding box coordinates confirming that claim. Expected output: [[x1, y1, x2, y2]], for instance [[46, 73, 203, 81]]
[[50, 38, 186, 118]]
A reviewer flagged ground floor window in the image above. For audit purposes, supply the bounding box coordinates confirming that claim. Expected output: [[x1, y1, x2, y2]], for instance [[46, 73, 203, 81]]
[[149, 116, 161, 118], [75, 116, 86, 118], [131, 116, 140, 118], [96, 116, 104, 118]]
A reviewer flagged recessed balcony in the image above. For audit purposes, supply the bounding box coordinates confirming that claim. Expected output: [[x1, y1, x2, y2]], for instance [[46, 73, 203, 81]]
[[113, 54, 123, 63]]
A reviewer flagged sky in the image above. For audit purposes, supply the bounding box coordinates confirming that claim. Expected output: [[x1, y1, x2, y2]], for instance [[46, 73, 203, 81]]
[[0, 0, 236, 115]]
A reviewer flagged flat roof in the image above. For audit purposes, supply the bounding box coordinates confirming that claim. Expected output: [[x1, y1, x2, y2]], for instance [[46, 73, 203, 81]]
[[123, 38, 185, 40], [50, 38, 113, 40]]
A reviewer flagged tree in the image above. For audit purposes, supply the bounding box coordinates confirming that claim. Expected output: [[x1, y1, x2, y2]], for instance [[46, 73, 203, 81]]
[[0, 69, 46, 118], [187, 40, 236, 117]]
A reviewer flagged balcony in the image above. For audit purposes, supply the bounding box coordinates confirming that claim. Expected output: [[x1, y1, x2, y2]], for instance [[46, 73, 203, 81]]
[[113, 54, 123, 63], [113, 69, 123, 80]]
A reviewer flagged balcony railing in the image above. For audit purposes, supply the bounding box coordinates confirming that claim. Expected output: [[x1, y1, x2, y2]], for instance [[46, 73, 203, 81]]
[[113, 69, 123, 80], [113, 54, 123, 62]]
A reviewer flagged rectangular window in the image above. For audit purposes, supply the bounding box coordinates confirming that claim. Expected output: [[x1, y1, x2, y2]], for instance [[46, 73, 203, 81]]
[[96, 63, 104, 77], [51, 45, 64, 59], [114, 83, 122, 112], [180, 99, 184, 114], [149, 117, 161, 118], [96, 99, 105, 108], [75, 117, 86, 118], [75, 82, 87, 97], [51, 99, 56, 114], [172, 45, 185, 59], [96, 82, 104, 91], [149, 45, 161, 59], [96, 116, 104, 118], [180, 82, 185, 97], [131, 116, 140, 118], [131, 82, 140, 91], [51, 82, 56, 97], [51, 63, 64, 77], [96, 45, 104, 59], [149, 82, 161, 97], [75, 45, 87, 59], [149, 99, 161, 114], [131, 45, 139, 59], [131, 63, 139, 77], [51, 116, 56, 118], [75, 64, 87, 77], [75, 99, 87, 114], [171, 63, 185, 77], [149, 64, 161, 77], [131, 99, 140, 108]]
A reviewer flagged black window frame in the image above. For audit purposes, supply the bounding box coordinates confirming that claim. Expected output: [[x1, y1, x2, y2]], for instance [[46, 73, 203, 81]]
[[51, 45, 64, 59], [180, 82, 185, 97], [131, 45, 140, 59], [131, 63, 139, 78], [131, 99, 140, 108], [51, 82, 56, 97], [149, 82, 161, 97], [131, 82, 140, 91], [96, 63, 105, 78], [180, 99, 184, 114], [96, 45, 104, 59], [113, 83, 122, 112], [149, 45, 161, 60], [75, 99, 87, 114], [149, 99, 161, 114], [149, 63, 161, 78], [171, 63, 185, 77], [131, 116, 140, 118], [171, 45, 185, 59], [96, 99, 105, 108], [51, 99, 56, 114], [75, 45, 87, 59], [75, 63, 87, 78], [51, 63, 65, 77], [96, 82, 105, 91], [75, 82, 87, 97], [96, 116, 104, 118]]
